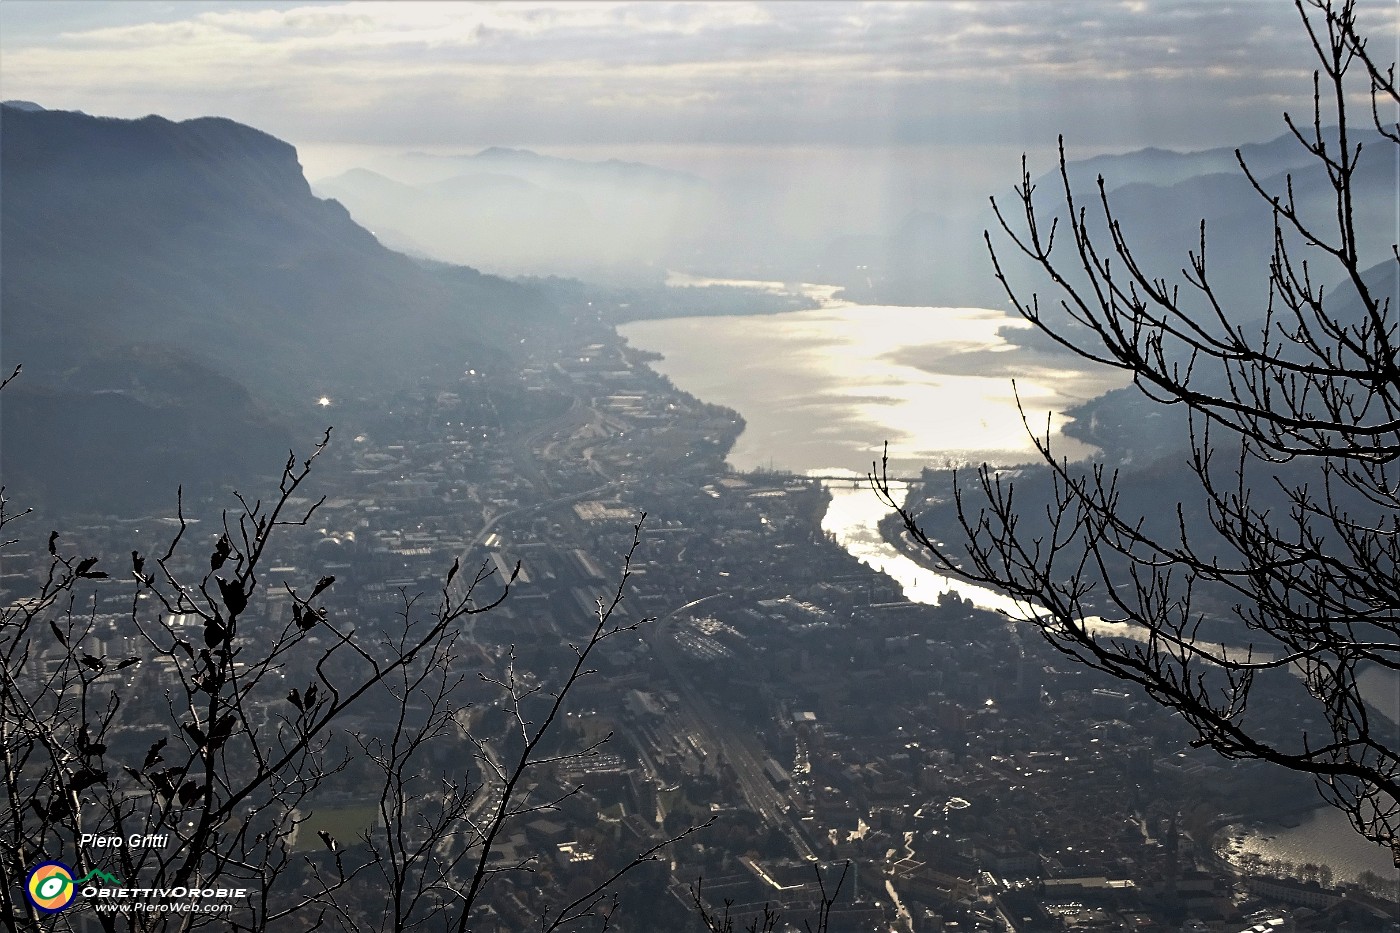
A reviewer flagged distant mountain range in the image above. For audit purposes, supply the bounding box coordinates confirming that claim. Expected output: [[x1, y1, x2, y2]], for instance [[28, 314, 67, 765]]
[[1, 103, 554, 513], [320, 126, 1397, 314], [826, 128, 1397, 314], [314, 148, 714, 283]]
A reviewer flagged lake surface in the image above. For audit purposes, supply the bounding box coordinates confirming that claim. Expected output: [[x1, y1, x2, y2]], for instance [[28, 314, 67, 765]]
[[621, 278, 1399, 886], [624, 299, 1122, 478]]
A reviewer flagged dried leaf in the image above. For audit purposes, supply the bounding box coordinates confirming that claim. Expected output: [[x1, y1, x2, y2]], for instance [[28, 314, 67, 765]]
[[70, 769, 107, 794], [143, 738, 168, 770], [217, 576, 247, 617], [210, 534, 232, 571]]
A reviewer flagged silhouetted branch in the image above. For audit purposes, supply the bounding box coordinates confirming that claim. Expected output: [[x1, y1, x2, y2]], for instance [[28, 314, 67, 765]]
[[882, 0, 1400, 866]]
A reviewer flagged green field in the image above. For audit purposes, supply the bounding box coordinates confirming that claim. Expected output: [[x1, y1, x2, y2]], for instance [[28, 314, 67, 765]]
[[294, 805, 380, 852]]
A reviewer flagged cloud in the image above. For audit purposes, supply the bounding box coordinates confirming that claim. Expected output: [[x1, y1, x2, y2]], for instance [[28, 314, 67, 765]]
[[0, 0, 1379, 152]]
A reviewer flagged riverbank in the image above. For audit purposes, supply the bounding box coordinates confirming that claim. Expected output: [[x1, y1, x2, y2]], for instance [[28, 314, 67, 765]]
[[874, 470, 955, 569], [1214, 808, 1400, 890]]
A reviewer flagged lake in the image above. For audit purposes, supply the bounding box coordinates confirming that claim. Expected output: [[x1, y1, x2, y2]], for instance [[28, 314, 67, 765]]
[[623, 297, 1122, 478]]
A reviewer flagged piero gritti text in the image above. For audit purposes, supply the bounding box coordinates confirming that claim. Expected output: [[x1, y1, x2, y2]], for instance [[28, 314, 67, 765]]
[[80, 833, 171, 850]]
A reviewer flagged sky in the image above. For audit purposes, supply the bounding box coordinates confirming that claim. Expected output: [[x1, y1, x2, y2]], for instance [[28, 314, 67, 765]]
[[2, 1, 1396, 244]]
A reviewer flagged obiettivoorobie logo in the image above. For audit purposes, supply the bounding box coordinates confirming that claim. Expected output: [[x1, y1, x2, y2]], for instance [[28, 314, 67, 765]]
[[27, 862, 74, 913], [25, 862, 122, 913]]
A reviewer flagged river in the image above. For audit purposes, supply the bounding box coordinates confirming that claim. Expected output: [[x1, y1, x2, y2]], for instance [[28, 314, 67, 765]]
[[620, 276, 1399, 886]]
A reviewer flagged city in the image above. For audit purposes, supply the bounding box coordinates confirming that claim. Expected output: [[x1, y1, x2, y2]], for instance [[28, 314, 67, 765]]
[[7, 291, 1395, 932]]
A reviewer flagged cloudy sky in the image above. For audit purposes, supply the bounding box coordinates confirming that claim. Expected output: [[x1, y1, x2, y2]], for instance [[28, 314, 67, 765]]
[[2, 1, 1394, 220]]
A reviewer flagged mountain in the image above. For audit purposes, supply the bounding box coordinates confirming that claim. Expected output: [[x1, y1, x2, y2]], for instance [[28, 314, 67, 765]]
[[1053, 132, 1326, 193], [1024, 127, 1396, 327], [0, 104, 555, 513], [1, 351, 295, 514], [398, 146, 706, 190], [831, 127, 1396, 314], [313, 148, 715, 282]]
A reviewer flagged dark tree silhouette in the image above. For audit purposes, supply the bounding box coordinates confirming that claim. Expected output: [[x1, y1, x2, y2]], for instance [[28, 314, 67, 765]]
[[0, 366, 694, 931], [879, 0, 1400, 865]]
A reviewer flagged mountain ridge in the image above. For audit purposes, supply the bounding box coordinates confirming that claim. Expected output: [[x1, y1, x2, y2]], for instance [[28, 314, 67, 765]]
[[1, 103, 555, 514]]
